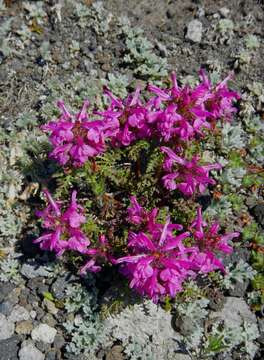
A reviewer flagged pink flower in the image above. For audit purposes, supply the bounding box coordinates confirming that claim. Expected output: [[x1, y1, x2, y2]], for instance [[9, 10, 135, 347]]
[[97, 86, 151, 146], [147, 72, 212, 141], [80, 235, 114, 274], [199, 70, 240, 122], [189, 207, 240, 272], [42, 101, 112, 167], [160, 146, 222, 196], [34, 190, 89, 255], [116, 215, 192, 302]]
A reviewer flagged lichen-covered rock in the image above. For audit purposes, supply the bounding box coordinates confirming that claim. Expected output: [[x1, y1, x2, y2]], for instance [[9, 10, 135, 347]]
[[9, 305, 30, 323], [186, 20, 203, 43], [19, 341, 45, 360], [0, 314, 15, 340], [0, 336, 19, 360], [31, 324, 57, 344], [15, 320, 33, 335]]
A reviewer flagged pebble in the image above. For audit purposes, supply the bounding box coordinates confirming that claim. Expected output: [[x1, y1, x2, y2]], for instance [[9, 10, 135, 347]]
[[43, 299, 58, 315], [19, 341, 45, 360], [0, 336, 19, 360], [51, 276, 68, 300], [252, 204, 264, 228], [186, 20, 203, 43], [21, 263, 50, 279], [0, 300, 14, 316], [31, 323, 57, 344], [0, 283, 15, 303], [228, 279, 249, 297], [53, 334, 65, 349], [9, 305, 30, 323], [15, 320, 33, 335], [106, 345, 124, 360], [45, 349, 57, 360], [0, 314, 15, 340], [219, 7, 230, 18], [258, 318, 264, 344]]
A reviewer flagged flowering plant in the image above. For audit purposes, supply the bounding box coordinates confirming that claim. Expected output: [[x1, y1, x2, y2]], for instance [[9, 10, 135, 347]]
[[35, 71, 240, 302]]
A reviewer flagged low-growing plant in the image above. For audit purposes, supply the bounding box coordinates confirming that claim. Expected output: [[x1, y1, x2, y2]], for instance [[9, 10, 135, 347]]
[[33, 71, 241, 303]]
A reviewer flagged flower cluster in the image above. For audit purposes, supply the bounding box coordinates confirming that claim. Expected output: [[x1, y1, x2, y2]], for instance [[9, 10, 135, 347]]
[[35, 194, 239, 302], [116, 199, 239, 302], [43, 71, 239, 161], [160, 146, 222, 196], [41, 100, 118, 167], [34, 190, 89, 256], [36, 71, 240, 302]]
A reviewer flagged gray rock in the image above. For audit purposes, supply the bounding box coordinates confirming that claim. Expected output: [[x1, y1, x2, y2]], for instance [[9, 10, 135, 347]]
[[53, 334, 65, 349], [0, 301, 14, 316], [21, 263, 50, 279], [0, 283, 15, 303], [45, 350, 57, 360], [258, 318, 264, 345], [50, 275, 69, 300], [186, 20, 203, 43], [210, 297, 257, 329], [228, 279, 249, 297], [219, 7, 230, 18], [0, 314, 15, 340], [31, 324, 57, 344], [252, 204, 264, 228], [0, 336, 19, 360], [9, 305, 30, 323], [19, 341, 45, 360]]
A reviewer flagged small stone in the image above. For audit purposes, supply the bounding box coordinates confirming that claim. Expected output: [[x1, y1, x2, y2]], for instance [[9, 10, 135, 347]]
[[31, 324, 57, 344], [219, 7, 230, 18], [186, 20, 203, 43], [0, 336, 19, 360], [53, 334, 65, 349], [30, 310, 37, 319], [19, 341, 45, 360], [51, 277, 68, 300], [45, 350, 57, 360], [0, 283, 15, 303], [21, 263, 50, 279], [0, 314, 15, 340], [41, 313, 57, 327], [258, 318, 264, 344], [228, 279, 249, 297], [35, 341, 51, 354], [0, 301, 14, 316], [43, 299, 58, 315], [252, 204, 264, 228], [9, 305, 30, 323], [106, 345, 124, 360], [15, 320, 33, 335]]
